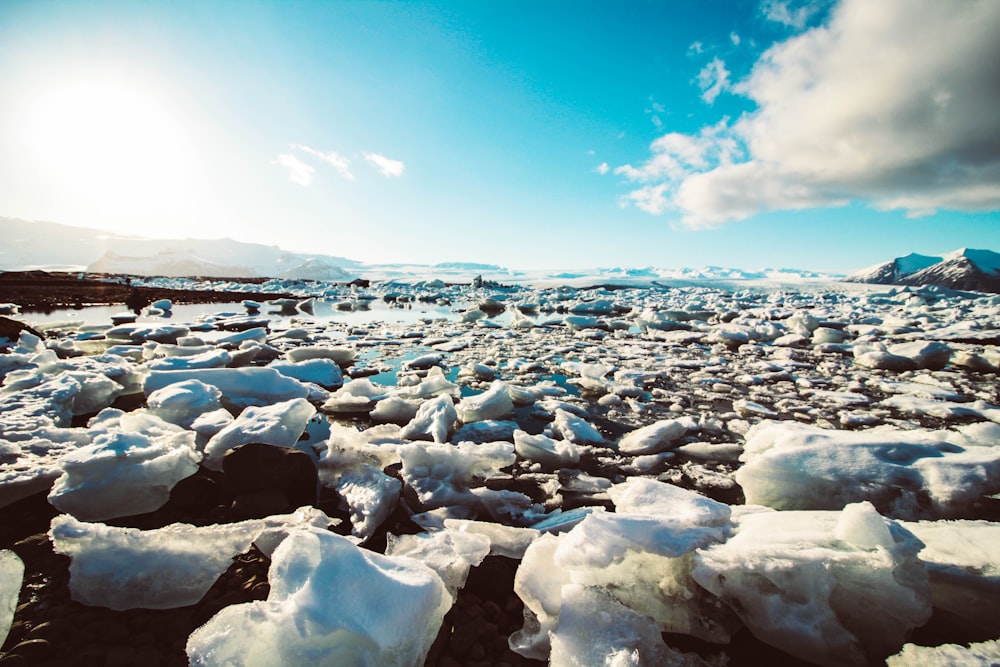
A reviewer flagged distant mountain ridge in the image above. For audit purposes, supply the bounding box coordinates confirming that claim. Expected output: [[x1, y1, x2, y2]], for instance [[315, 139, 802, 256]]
[[0, 216, 360, 280], [845, 248, 1000, 293]]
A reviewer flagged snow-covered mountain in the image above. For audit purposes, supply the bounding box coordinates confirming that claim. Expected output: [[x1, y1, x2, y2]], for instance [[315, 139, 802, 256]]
[[845, 248, 1000, 293], [0, 216, 360, 280], [0, 215, 844, 286]]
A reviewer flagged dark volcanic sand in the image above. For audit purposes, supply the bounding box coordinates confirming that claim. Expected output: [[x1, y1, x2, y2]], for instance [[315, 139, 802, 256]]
[[0, 271, 297, 313]]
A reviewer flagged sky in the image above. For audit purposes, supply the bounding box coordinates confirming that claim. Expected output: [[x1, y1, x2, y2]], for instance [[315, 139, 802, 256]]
[[1, 0, 998, 272]]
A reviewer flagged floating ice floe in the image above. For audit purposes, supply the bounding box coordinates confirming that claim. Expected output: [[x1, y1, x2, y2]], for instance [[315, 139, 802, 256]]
[[737, 421, 1000, 519], [49, 508, 332, 610], [144, 367, 311, 410], [145, 378, 223, 429], [186, 530, 451, 667]]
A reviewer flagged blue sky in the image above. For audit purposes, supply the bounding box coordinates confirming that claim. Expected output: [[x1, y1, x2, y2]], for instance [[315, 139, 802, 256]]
[[1, 0, 998, 272]]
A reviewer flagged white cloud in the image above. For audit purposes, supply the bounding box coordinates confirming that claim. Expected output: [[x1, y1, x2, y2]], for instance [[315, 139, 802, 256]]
[[595, 162, 609, 175], [618, 0, 1000, 225], [730, 32, 741, 46], [365, 152, 405, 178], [687, 41, 703, 56], [274, 153, 315, 186], [294, 144, 354, 181], [697, 57, 730, 104], [761, 0, 829, 30]]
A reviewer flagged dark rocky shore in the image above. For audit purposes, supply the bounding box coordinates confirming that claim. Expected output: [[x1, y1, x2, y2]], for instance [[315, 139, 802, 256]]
[[0, 271, 295, 313]]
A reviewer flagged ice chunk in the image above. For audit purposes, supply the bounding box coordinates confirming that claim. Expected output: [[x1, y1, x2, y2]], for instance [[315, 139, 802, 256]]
[[268, 358, 344, 390], [512, 484, 737, 659], [336, 465, 402, 542], [386, 528, 490, 597], [393, 367, 459, 400], [399, 394, 458, 443], [0, 550, 24, 647], [901, 519, 1000, 634], [50, 509, 332, 610], [285, 345, 356, 366], [203, 397, 315, 470], [737, 422, 1000, 519], [549, 585, 686, 667], [443, 518, 539, 559], [146, 379, 223, 429], [0, 373, 81, 431], [455, 380, 514, 423], [691, 503, 931, 666], [49, 424, 201, 521], [513, 429, 580, 468], [144, 367, 310, 410], [545, 408, 604, 445], [321, 377, 390, 414], [146, 348, 232, 370], [887, 640, 1000, 666], [453, 419, 519, 444], [370, 395, 420, 424], [316, 424, 404, 486], [398, 440, 515, 510], [617, 419, 686, 455], [186, 530, 450, 667], [0, 426, 91, 508]]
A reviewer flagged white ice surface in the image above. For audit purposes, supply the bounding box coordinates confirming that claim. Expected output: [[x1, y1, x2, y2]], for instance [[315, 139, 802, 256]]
[[48, 416, 201, 521], [888, 640, 1000, 667], [737, 421, 1000, 519], [0, 550, 24, 647], [386, 528, 490, 597], [186, 530, 450, 667], [49, 508, 332, 610], [144, 367, 310, 410], [455, 380, 514, 423], [691, 503, 931, 667], [336, 465, 402, 542], [203, 397, 316, 470], [146, 379, 223, 429]]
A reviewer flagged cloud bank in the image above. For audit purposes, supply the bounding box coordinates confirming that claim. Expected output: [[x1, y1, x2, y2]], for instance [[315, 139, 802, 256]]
[[617, 0, 1000, 226]]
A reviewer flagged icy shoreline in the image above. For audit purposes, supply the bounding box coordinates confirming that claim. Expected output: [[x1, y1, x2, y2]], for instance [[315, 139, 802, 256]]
[[2, 279, 1000, 665]]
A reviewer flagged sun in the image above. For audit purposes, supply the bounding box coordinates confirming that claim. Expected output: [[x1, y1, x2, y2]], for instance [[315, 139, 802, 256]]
[[24, 74, 201, 220]]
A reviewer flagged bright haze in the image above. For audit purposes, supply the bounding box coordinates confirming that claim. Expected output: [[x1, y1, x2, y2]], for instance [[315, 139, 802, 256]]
[[1, 0, 998, 272]]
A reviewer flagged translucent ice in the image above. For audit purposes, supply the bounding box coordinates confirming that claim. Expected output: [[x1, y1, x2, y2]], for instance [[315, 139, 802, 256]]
[[901, 519, 1000, 633], [50, 508, 332, 610], [0, 550, 23, 647], [336, 465, 402, 542], [513, 429, 580, 468], [691, 503, 931, 666], [738, 422, 1000, 519], [386, 528, 490, 597], [145, 367, 310, 410], [617, 419, 687, 455], [49, 422, 201, 521], [203, 397, 316, 470], [456, 380, 514, 423], [399, 394, 458, 443], [399, 441, 515, 510], [146, 379, 223, 429], [186, 530, 450, 667]]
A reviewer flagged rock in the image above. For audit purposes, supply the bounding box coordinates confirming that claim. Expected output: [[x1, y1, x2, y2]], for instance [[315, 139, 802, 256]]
[[222, 443, 318, 512]]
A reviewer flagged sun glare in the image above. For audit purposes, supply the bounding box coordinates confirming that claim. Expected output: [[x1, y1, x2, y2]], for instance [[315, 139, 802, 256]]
[[25, 75, 200, 219]]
